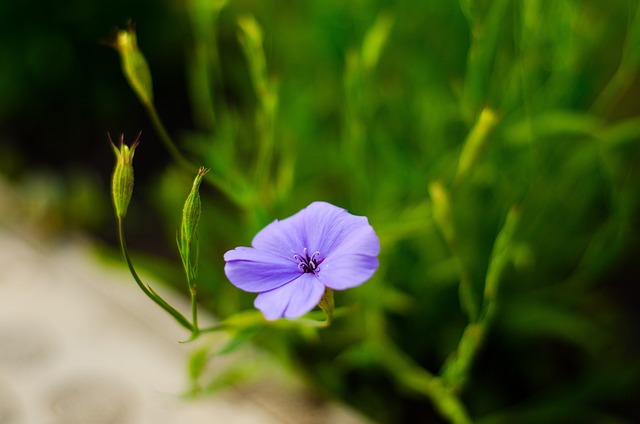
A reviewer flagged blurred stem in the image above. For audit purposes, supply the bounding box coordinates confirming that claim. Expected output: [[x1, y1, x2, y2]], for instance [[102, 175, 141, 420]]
[[376, 341, 472, 424], [143, 102, 247, 209], [144, 103, 195, 172], [237, 16, 278, 202], [342, 14, 393, 206], [363, 293, 470, 423], [462, 0, 509, 119], [440, 207, 520, 393], [186, 0, 228, 131], [455, 108, 499, 185], [343, 50, 368, 205], [187, 44, 218, 131], [117, 218, 193, 332], [457, 0, 473, 24], [481, 207, 520, 324], [254, 93, 277, 198], [429, 181, 479, 321]]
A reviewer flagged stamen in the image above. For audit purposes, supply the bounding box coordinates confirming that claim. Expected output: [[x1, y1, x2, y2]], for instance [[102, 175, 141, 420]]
[[293, 248, 323, 274]]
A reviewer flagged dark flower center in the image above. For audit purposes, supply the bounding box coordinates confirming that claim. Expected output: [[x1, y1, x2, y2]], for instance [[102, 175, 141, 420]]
[[293, 248, 323, 274]]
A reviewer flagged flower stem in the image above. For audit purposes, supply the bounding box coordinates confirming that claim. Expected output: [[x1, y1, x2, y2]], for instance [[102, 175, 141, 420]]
[[144, 102, 195, 173], [118, 218, 193, 332], [317, 288, 334, 327], [376, 341, 472, 424], [143, 101, 250, 210], [439, 207, 520, 393], [190, 285, 199, 336]]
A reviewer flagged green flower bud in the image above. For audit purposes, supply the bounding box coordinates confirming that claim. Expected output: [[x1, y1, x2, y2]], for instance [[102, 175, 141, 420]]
[[110, 133, 140, 220], [181, 167, 209, 249], [114, 25, 154, 106], [179, 167, 209, 286]]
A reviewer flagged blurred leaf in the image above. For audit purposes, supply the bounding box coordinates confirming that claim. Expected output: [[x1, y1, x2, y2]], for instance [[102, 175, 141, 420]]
[[463, 0, 510, 117], [216, 326, 261, 356], [188, 347, 210, 383], [500, 297, 609, 354], [361, 12, 394, 72]]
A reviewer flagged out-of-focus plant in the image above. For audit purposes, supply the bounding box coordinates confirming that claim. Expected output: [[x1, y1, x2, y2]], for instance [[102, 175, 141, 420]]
[[105, 1, 640, 423]]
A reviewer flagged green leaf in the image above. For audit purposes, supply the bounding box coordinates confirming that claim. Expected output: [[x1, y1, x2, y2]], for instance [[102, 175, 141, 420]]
[[188, 347, 210, 383], [216, 327, 261, 356]]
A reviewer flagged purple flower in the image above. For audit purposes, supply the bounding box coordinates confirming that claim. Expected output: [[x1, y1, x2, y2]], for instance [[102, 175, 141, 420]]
[[224, 201, 380, 320]]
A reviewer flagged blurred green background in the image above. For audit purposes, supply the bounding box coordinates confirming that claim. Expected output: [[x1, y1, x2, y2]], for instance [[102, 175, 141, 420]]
[[1, 0, 640, 423]]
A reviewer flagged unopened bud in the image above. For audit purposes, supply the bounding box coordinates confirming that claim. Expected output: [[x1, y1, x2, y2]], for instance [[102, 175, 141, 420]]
[[110, 132, 140, 220], [114, 25, 154, 106], [428, 180, 455, 245], [181, 167, 209, 248], [455, 108, 498, 183]]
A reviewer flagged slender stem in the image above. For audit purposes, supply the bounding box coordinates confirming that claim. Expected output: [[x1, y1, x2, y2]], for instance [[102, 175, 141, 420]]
[[258, 92, 278, 195], [118, 218, 193, 332], [143, 101, 249, 209], [190, 289, 199, 334], [144, 103, 195, 173], [377, 342, 472, 424]]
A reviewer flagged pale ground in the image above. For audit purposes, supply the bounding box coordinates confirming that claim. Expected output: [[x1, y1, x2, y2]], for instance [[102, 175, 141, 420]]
[[0, 191, 369, 424]]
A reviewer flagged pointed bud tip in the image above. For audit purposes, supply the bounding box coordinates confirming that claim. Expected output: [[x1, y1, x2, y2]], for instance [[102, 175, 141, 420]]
[[110, 132, 141, 220]]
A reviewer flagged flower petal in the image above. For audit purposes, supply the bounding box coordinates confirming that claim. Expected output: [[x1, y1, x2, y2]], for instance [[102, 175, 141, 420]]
[[324, 220, 380, 259], [254, 273, 325, 320], [300, 202, 380, 257], [224, 247, 300, 293], [251, 213, 307, 259], [318, 253, 379, 290]]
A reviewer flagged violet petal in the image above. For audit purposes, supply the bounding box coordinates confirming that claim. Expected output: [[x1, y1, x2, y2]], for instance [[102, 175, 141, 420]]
[[318, 254, 379, 290], [301, 202, 377, 256], [322, 220, 380, 259], [254, 273, 325, 320], [251, 212, 307, 258], [224, 247, 301, 293]]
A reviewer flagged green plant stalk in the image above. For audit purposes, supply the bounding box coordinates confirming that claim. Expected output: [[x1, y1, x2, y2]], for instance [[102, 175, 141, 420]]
[[179, 167, 211, 338], [188, 288, 200, 341], [481, 207, 520, 324], [143, 101, 248, 209], [440, 207, 520, 392], [144, 103, 195, 172], [187, 239, 200, 336], [376, 341, 472, 424], [185, 244, 199, 337], [118, 218, 193, 332], [186, 0, 228, 130], [114, 25, 242, 206], [237, 16, 278, 199], [342, 14, 393, 206], [429, 181, 479, 321], [187, 44, 217, 130], [254, 92, 277, 197], [343, 50, 368, 205], [455, 107, 499, 184], [461, 0, 510, 119]]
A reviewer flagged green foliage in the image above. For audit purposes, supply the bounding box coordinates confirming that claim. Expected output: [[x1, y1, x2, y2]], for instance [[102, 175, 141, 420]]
[[107, 0, 640, 422]]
